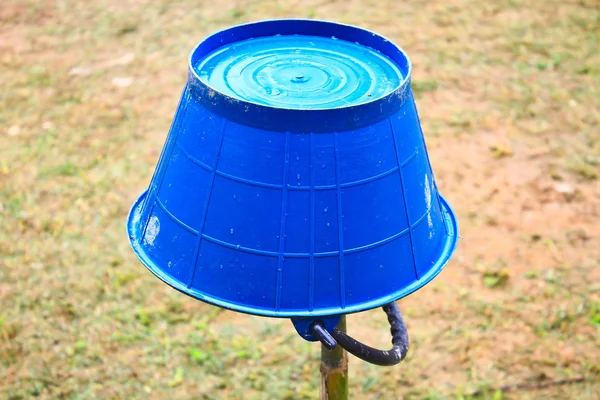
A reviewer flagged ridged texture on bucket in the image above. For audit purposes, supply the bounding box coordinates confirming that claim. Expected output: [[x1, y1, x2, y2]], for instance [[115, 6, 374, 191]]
[[127, 19, 458, 318]]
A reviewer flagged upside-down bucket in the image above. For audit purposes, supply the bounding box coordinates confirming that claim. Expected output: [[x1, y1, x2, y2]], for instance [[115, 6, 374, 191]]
[[127, 19, 458, 365]]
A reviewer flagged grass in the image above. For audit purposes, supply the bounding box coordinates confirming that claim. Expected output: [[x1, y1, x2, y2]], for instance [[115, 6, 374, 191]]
[[1, 0, 599, 399]]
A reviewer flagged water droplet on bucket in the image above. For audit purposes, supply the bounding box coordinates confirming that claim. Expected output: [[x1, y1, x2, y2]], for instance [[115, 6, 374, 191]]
[[324, 208, 328, 213], [241, 264, 245, 269], [219, 264, 223, 270], [321, 164, 326, 169], [327, 222, 330, 227], [380, 264, 384, 269], [297, 173, 301, 180], [230, 229, 234, 235], [233, 194, 236, 199], [296, 156, 300, 161]]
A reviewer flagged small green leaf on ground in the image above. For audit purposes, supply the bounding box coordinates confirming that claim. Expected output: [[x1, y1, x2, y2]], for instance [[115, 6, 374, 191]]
[[74, 339, 87, 354], [483, 271, 510, 288], [169, 368, 184, 387], [189, 348, 209, 364]]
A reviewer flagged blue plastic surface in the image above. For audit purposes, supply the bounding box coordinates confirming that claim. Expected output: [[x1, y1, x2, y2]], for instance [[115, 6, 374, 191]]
[[127, 19, 459, 340], [291, 315, 341, 341], [195, 35, 402, 109]]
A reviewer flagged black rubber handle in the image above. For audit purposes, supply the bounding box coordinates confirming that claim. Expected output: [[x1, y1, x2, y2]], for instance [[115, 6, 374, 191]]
[[311, 302, 409, 366]]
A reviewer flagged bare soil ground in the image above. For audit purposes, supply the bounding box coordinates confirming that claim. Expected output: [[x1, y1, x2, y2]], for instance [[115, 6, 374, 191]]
[[1, 0, 599, 399]]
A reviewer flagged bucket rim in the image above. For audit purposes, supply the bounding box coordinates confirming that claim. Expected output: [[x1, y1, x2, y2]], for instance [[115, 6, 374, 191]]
[[126, 190, 459, 319]]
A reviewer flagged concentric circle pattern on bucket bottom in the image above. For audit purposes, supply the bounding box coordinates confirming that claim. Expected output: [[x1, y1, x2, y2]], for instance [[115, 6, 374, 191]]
[[193, 35, 403, 109]]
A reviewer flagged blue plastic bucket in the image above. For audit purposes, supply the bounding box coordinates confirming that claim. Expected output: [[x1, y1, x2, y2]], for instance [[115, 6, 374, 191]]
[[127, 19, 458, 341]]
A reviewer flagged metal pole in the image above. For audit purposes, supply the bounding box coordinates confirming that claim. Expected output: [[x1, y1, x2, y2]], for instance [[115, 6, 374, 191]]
[[319, 316, 348, 400]]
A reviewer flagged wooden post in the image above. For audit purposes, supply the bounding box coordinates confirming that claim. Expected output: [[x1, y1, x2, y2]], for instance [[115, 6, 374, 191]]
[[319, 316, 348, 400]]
